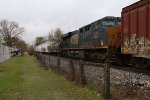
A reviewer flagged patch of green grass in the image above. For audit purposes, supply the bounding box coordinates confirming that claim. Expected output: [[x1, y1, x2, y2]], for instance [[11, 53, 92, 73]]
[[0, 57, 24, 100], [0, 56, 101, 100], [87, 83, 99, 91], [111, 86, 121, 93]]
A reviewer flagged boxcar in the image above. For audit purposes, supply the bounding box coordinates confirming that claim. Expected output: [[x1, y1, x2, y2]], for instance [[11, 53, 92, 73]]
[[121, 0, 150, 68]]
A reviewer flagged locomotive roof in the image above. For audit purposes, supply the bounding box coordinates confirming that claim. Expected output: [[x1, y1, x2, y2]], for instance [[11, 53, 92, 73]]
[[61, 30, 79, 39], [79, 16, 120, 29], [62, 16, 120, 38], [61, 32, 73, 38]]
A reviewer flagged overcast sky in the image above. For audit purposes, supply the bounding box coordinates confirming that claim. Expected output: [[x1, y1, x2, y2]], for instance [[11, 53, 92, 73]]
[[0, 0, 138, 43]]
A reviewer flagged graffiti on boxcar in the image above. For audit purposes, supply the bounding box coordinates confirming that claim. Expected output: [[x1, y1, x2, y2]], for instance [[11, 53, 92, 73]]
[[129, 34, 137, 54], [122, 33, 150, 58], [138, 37, 145, 55], [144, 39, 150, 58], [124, 37, 129, 47], [125, 34, 150, 58], [122, 37, 129, 54]]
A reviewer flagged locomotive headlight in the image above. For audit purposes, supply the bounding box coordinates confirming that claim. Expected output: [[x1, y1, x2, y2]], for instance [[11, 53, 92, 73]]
[[101, 40, 104, 45]]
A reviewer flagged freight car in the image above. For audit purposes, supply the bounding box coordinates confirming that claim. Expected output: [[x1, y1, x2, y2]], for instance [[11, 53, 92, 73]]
[[34, 41, 51, 53], [60, 16, 121, 62], [121, 0, 150, 68], [34, 40, 60, 54]]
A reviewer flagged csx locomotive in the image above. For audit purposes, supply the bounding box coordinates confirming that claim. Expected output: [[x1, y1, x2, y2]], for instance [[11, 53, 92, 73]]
[[59, 16, 121, 62]]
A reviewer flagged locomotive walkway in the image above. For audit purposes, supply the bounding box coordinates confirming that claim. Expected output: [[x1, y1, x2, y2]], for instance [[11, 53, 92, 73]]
[[0, 55, 100, 100]]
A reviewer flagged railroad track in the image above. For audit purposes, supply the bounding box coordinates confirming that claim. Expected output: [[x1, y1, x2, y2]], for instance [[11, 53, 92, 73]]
[[40, 53, 150, 76]]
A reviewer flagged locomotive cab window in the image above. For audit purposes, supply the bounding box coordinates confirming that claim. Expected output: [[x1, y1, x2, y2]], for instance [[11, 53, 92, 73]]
[[117, 17, 121, 25], [80, 28, 83, 33], [101, 20, 116, 26]]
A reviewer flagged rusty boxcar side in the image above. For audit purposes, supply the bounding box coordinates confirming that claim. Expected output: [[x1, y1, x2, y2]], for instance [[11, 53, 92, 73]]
[[122, 0, 150, 59]]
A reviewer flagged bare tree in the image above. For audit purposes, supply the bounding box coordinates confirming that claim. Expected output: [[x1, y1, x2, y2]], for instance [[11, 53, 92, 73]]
[[35, 37, 45, 46], [45, 28, 63, 50], [0, 20, 24, 46], [28, 44, 34, 55], [48, 30, 54, 41], [0, 34, 3, 43], [53, 28, 63, 43], [11, 37, 28, 51]]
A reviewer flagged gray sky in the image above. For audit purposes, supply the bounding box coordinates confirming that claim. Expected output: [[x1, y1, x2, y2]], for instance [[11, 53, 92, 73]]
[[0, 0, 138, 43]]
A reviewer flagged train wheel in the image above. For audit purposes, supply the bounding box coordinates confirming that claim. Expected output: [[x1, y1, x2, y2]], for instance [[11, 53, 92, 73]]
[[79, 51, 85, 60], [143, 60, 150, 69], [97, 52, 107, 63], [132, 58, 142, 68]]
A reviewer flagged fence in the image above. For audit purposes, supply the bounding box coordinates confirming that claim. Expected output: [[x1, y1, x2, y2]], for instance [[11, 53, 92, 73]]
[[34, 53, 150, 99], [0, 44, 11, 63]]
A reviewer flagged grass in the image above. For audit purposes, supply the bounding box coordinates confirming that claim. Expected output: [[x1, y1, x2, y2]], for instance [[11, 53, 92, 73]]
[[0, 55, 101, 100]]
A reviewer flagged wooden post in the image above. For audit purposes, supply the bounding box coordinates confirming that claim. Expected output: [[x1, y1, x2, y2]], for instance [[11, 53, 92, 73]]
[[79, 60, 85, 85], [70, 60, 75, 81], [57, 58, 60, 73], [40, 54, 42, 64], [43, 55, 45, 66], [103, 49, 111, 99], [103, 60, 111, 99], [40, 54, 42, 63], [37, 53, 38, 59], [45, 55, 48, 70], [49, 55, 51, 68]]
